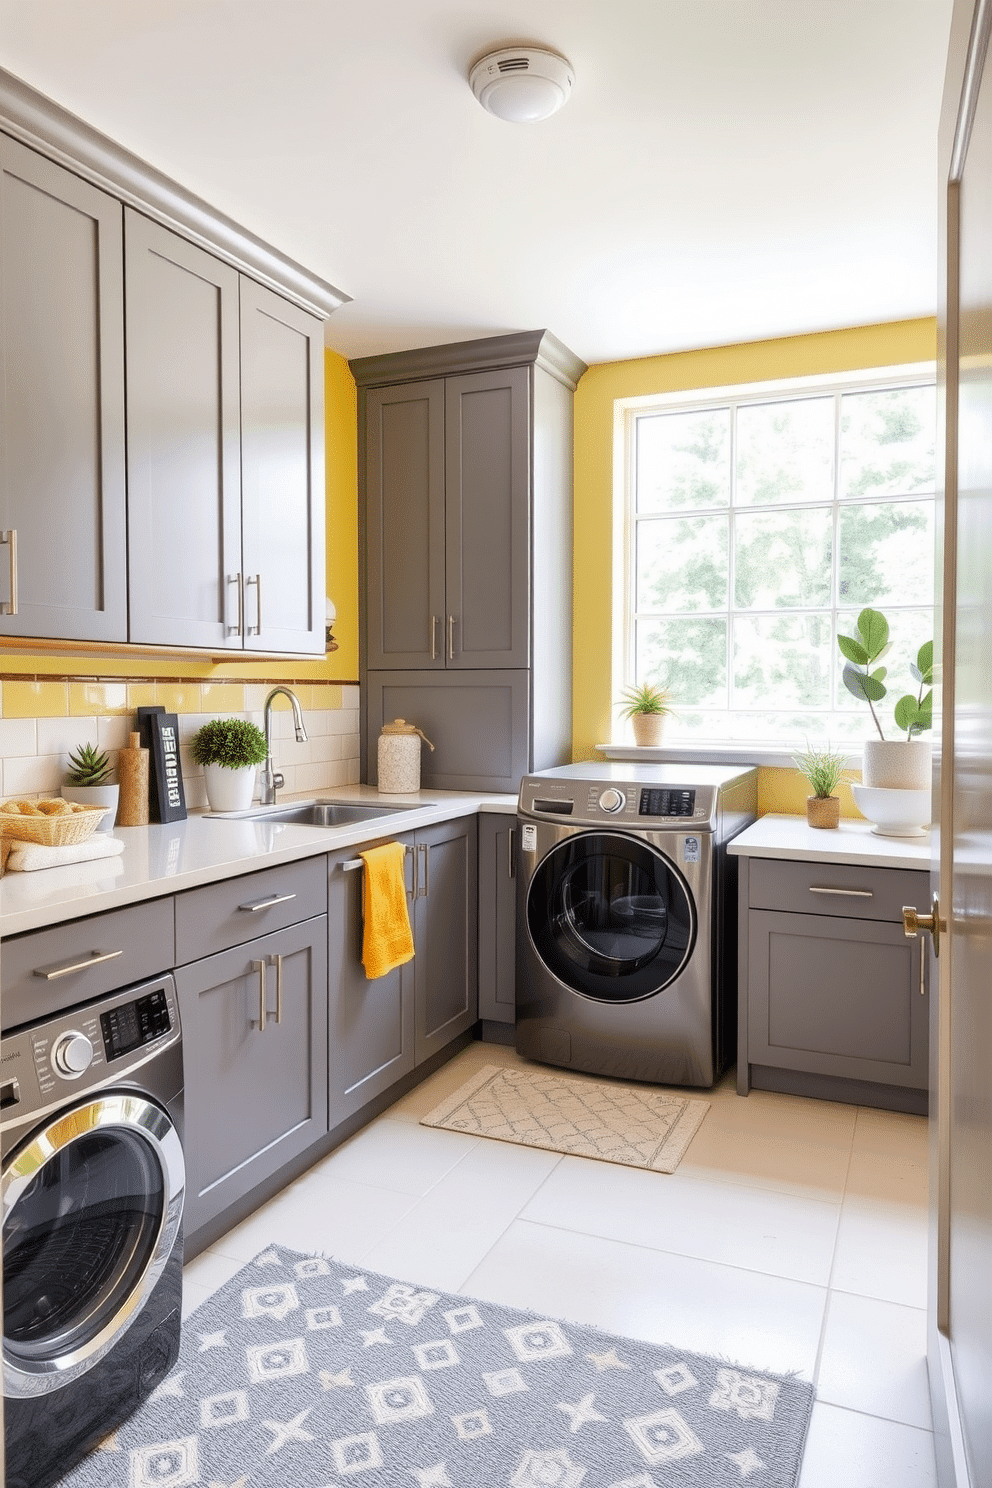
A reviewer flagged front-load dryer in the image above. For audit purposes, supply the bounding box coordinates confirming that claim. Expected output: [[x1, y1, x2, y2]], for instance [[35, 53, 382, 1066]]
[[515, 762, 756, 1086], [2, 973, 185, 1488]]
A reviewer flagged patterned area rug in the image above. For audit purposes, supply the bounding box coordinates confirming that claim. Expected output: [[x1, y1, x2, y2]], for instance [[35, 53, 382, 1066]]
[[59, 1246, 813, 1488], [421, 1064, 710, 1174]]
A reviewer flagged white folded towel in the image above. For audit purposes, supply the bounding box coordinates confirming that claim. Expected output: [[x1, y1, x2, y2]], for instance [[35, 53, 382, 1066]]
[[4, 836, 126, 873]]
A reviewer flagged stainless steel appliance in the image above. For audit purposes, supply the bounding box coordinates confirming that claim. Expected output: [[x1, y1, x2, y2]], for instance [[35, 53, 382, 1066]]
[[516, 762, 757, 1086], [2, 972, 185, 1488]]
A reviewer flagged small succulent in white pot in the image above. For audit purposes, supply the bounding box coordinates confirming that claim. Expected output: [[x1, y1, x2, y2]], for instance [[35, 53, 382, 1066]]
[[191, 718, 268, 812], [62, 742, 119, 830], [617, 682, 673, 747], [838, 608, 934, 790]]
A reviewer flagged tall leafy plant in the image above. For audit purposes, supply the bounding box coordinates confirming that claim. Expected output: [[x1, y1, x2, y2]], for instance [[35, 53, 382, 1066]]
[[838, 607, 933, 741]]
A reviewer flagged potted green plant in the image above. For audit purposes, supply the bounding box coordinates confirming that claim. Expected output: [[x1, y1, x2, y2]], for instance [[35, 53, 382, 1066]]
[[617, 681, 673, 747], [838, 607, 933, 790], [793, 743, 849, 830], [62, 743, 119, 830], [190, 718, 268, 812]]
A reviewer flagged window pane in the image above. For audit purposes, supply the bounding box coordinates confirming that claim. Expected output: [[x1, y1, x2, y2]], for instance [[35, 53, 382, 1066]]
[[838, 499, 934, 608], [636, 617, 727, 707], [734, 508, 833, 609], [735, 397, 833, 506], [835, 606, 935, 726], [637, 515, 728, 612], [840, 386, 935, 497], [732, 614, 833, 709], [636, 409, 730, 513], [729, 711, 840, 744]]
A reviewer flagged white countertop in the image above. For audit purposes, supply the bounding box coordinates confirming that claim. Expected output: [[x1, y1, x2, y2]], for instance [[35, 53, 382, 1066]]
[[729, 813, 932, 870], [0, 786, 517, 937]]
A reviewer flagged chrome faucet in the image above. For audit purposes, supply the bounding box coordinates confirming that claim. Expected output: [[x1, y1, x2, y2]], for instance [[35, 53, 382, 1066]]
[[260, 687, 308, 805]]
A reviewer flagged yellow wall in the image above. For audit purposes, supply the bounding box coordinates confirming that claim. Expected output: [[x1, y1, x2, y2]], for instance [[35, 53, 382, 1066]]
[[571, 317, 938, 811], [0, 347, 360, 699]]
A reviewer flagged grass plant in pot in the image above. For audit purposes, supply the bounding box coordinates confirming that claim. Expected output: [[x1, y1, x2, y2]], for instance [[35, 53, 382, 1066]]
[[793, 743, 848, 830], [618, 681, 673, 748], [62, 743, 119, 831], [191, 718, 268, 813]]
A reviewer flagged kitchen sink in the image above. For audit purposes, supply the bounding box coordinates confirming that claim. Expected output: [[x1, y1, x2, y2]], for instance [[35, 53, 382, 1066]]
[[227, 800, 419, 827]]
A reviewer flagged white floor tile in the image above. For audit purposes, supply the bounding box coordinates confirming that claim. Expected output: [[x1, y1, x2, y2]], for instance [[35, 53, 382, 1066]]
[[844, 1149, 928, 1207], [462, 1218, 828, 1379], [798, 1402, 937, 1488], [387, 1040, 530, 1122], [314, 1115, 480, 1195], [816, 1292, 932, 1429], [831, 1196, 929, 1308], [360, 1136, 562, 1290], [520, 1154, 841, 1284], [182, 1248, 246, 1296], [680, 1118, 854, 1201], [180, 1280, 212, 1320], [852, 1106, 929, 1163]]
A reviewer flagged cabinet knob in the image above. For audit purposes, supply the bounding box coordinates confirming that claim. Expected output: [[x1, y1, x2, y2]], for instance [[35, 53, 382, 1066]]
[[903, 893, 946, 957]]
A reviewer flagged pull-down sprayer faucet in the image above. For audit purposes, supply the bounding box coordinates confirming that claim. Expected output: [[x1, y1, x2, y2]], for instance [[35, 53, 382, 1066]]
[[260, 687, 307, 805]]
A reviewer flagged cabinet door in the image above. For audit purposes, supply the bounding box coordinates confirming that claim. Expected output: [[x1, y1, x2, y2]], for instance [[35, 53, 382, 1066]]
[[748, 910, 928, 1091], [327, 841, 416, 1128], [125, 211, 243, 649], [477, 814, 516, 1024], [413, 816, 478, 1063], [445, 366, 530, 668], [367, 669, 531, 791], [365, 380, 445, 670], [240, 279, 325, 654], [0, 135, 126, 641], [176, 917, 328, 1236]]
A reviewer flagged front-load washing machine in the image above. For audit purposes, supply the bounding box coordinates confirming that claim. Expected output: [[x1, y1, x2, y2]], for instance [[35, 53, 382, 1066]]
[[516, 762, 757, 1086], [2, 972, 185, 1488]]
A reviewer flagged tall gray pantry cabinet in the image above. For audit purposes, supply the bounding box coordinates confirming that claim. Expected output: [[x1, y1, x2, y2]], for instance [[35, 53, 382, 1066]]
[[353, 332, 587, 792]]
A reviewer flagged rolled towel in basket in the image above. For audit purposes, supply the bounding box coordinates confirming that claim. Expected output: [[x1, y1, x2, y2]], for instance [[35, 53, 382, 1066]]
[[4, 836, 126, 873]]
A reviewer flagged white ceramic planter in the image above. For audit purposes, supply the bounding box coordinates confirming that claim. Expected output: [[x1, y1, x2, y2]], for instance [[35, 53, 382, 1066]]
[[631, 713, 666, 747], [862, 739, 931, 791], [62, 783, 120, 832], [204, 763, 257, 813]]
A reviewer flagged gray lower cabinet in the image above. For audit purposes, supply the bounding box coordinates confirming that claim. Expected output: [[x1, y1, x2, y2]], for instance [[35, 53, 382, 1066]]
[[738, 855, 929, 1113], [0, 134, 127, 642], [478, 813, 516, 1025], [328, 816, 478, 1123], [176, 916, 328, 1236]]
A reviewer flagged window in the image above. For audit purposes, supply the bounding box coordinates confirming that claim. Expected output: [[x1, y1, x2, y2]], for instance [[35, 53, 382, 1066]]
[[622, 366, 936, 747]]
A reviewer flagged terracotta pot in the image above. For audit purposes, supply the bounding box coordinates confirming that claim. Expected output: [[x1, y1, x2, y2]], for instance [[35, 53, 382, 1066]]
[[630, 713, 666, 747], [806, 794, 841, 830], [862, 739, 931, 790]]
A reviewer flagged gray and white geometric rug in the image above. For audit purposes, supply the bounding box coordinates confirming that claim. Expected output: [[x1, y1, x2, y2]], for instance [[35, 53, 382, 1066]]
[[422, 1064, 710, 1174], [58, 1245, 813, 1487]]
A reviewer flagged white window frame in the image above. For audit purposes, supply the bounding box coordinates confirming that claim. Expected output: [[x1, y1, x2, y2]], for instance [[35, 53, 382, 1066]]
[[609, 361, 937, 766]]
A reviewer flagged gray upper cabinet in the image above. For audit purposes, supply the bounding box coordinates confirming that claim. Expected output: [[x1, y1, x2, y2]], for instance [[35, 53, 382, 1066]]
[[240, 279, 326, 655], [127, 212, 326, 654], [365, 367, 529, 672], [125, 212, 243, 649], [0, 135, 127, 642]]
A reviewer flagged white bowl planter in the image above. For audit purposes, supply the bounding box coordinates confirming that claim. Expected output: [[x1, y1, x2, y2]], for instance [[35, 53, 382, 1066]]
[[851, 783, 931, 837], [203, 763, 257, 813], [862, 739, 931, 791], [62, 783, 119, 832]]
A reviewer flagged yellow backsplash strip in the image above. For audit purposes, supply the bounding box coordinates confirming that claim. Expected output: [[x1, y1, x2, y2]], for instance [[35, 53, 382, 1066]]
[[757, 765, 863, 819], [1, 676, 346, 717]]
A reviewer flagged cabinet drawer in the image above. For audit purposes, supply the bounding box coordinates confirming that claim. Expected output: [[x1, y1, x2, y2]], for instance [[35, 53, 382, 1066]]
[[748, 858, 928, 923], [2, 898, 175, 1029], [175, 857, 326, 964]]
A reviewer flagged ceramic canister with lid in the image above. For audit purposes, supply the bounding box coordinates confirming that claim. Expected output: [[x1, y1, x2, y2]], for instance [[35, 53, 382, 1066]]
[[377, 719, 435, 794]]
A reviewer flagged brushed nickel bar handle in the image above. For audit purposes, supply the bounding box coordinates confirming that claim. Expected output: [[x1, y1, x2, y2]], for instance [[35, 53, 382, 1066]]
[[226, 572, 244, 636], [251, 959, 266, 1031], [808, 886, 873, 898], [246, 573, 262, 635], [419, 841, 430, 898], [339, 858, 365, 872], [447, 614, 455, 660], [238, 892, 297, 912], [269, 953, 283, 1024], [34, 949, 124, 981], [431, 615, 438, 661], [508, 826, 516, 879], [920, 934, 926, 995], [410, 841, 418, 900], [1, 528, 17, 616]]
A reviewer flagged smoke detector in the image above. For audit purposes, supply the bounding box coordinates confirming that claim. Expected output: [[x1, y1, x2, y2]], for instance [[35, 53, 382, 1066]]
[[469, 46, 574, 123]]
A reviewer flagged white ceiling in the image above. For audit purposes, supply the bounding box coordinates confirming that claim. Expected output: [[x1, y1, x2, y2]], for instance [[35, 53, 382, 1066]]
[[0, 0, 953, 367]]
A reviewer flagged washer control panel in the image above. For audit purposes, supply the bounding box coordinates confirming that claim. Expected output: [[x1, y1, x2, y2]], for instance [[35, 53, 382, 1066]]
[[519, 774, 716, 828], [639, 787, 695, 818], [598, 788, 626, 814]]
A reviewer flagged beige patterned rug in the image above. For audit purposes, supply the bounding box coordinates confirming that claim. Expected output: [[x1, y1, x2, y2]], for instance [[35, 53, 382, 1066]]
[[421, 1064, 710, 1173]]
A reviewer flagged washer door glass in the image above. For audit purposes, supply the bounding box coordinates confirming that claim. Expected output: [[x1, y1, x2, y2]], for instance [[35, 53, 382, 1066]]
[[527, 831, 696, 1002], [4, 1114, 167, 1371]]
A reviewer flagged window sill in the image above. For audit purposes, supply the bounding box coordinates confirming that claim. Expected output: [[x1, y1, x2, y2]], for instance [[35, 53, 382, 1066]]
[[596, 742, 865, 770]]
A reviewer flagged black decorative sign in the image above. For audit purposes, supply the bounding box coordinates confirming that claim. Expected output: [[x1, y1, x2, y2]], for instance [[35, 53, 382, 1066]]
[[136, 706, 188, 823]]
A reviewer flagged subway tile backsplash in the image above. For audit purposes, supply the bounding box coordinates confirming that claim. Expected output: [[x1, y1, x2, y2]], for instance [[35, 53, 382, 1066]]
[[0, 681, 361, 809]]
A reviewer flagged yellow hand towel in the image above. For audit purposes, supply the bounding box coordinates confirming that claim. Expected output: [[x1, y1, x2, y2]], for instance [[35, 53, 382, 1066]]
[[360, 841, 415, 979]]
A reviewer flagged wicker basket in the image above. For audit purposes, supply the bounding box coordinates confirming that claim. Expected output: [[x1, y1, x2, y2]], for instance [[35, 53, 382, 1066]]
[[0, 802, 106, 847]]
